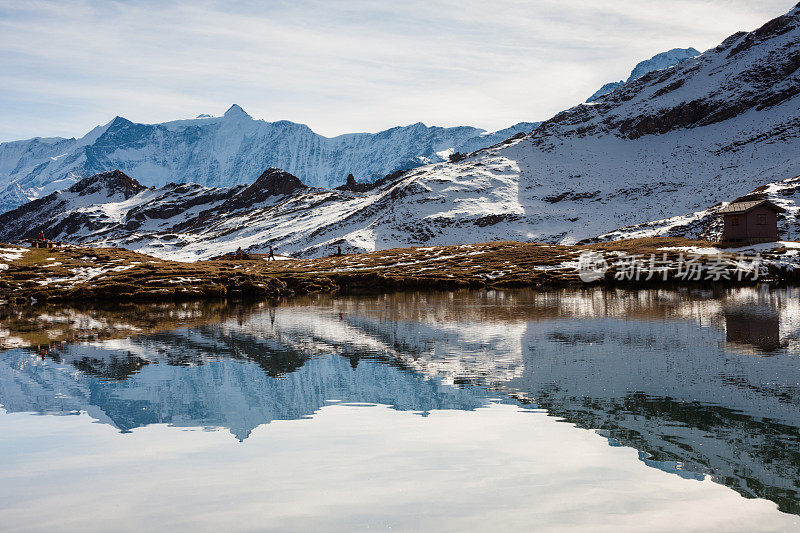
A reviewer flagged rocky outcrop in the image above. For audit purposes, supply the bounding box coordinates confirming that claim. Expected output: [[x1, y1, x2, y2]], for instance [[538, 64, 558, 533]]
[[66, 169, 147, 198], [223, 168, 306, 210], [335, 174, 374, 193]]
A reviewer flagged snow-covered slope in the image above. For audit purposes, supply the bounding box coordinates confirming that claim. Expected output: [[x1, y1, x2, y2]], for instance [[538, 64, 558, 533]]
[[373, 4, 800, 247], [586, 47, 701, 102], [0, 162, 536, 260], [1, 4, 799, 258], [0, 104, 539, 212], [588, 175, 800, 242]]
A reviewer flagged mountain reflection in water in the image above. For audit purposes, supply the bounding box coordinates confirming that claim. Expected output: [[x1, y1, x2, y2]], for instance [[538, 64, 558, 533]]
[[1, 287, 799, 515]]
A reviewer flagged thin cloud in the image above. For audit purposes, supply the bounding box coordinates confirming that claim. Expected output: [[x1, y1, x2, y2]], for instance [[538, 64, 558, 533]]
[[0, 0, 794, 141]]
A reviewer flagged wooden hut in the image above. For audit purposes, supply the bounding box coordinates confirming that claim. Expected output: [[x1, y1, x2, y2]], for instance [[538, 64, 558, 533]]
[[719, 200, 785, 243]]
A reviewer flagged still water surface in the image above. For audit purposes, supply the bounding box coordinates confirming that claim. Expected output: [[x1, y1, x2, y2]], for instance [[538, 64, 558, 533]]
[[1, 288, 799, 532]]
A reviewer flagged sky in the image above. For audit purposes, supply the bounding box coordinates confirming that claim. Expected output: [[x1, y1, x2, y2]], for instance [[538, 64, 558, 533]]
[[0, 0, 796, 142]]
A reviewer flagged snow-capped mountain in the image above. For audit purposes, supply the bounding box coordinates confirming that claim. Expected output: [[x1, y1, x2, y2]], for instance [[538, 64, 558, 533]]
[[368, 3, 799, 248], [586, 47, 701, 102], [0, 104, 539, 212], [1, 4, 799, 258]]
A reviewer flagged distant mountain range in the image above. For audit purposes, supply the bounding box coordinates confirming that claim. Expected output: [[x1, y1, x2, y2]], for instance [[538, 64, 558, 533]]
[[0, 105, 539, 212], [0, 43, 709, 215], [585, 47, 701, 102], [0, 3, 799, 257]]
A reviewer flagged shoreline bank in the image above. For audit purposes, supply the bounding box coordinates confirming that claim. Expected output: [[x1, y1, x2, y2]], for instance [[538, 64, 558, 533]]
[[2, 238, 800, 306]]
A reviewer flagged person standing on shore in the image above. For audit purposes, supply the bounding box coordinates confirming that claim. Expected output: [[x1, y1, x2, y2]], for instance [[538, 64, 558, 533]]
[[268, 246, 275, 261]]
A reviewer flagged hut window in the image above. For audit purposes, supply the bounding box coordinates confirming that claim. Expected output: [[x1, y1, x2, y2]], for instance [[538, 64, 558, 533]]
[[731, 215, 739, 226], [757, 213, 767, 225]]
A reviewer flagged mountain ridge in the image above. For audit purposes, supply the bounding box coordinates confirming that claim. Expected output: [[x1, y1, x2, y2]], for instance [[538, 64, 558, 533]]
[[586, 47, 701, 102], [0, 108, 540, 213]]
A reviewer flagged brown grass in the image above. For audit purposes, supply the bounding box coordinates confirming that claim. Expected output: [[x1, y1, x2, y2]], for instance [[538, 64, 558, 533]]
[[0, 237, 791, 306]]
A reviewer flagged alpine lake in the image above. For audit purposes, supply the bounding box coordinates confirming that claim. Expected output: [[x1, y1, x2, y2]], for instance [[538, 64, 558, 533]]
[[1, 287, 799, 532]]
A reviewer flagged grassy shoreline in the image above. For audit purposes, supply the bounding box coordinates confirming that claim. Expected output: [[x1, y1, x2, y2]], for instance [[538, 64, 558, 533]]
[[2, 238, 799, 305]]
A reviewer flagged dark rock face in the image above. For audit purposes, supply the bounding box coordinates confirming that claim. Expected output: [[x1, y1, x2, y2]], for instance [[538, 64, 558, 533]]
[[249, 167, 306, 196], [0, 170, 148, 242], [542, 190, 601, 203], [335, 174, 374, 193], [474, 214, 516, 227], [219, 168, 306, 211], [365, 169, 410, 190], [67, 170, 147, 199]]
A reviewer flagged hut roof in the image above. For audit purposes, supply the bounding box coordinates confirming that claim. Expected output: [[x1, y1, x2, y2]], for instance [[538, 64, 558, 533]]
[[718, 199, 786, 215]]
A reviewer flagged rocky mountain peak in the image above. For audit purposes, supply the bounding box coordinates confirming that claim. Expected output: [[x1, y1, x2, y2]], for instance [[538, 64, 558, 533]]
[[627, 48, 700, 81], [586, 47, 701, 103], [224, 104, 251, 119], [67, 170, 147, 199], [106, 116, 134, 130], [250, 167, 306, 195], [218, 168, 307, 211]]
